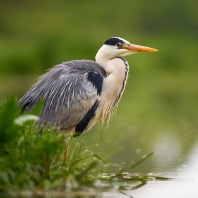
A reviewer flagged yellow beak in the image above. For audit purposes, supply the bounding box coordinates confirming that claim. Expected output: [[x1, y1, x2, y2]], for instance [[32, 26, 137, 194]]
[[123, 43, 158, 53]]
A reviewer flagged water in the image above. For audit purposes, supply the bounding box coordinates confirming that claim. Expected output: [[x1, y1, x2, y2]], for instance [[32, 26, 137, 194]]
[[102, 143, 198, 198]]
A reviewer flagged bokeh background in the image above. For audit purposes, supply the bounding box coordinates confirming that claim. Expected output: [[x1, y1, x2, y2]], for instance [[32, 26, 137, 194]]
[[0, 0, 198, 173]]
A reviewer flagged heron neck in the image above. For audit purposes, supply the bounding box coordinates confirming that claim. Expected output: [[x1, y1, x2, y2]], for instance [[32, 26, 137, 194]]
[[95, 53, 127, 75], [97, 55, 129, 97], [95, 49, 129, 96], [95, 56, 129, 122], [104, 57, 129, 89]]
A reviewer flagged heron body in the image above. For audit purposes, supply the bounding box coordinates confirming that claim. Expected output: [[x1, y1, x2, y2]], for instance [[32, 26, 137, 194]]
[[18, 37, 157, 137]]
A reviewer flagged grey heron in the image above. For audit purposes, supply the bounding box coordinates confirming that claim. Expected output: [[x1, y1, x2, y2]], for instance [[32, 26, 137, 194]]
[[18, 37, 157, 137]]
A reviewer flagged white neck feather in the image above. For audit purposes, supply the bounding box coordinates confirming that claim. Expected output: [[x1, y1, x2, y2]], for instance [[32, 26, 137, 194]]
[[95, 45, 129, 122]]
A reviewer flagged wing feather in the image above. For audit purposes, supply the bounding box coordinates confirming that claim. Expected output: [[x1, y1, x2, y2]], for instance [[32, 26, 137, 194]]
[[18, 60, 107, 131], [40, 73, 97, 129]]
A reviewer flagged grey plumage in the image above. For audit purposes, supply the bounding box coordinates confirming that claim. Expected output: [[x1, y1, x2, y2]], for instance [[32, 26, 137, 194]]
[[18, 60, 107, 131], [18, 37, 157, 136]]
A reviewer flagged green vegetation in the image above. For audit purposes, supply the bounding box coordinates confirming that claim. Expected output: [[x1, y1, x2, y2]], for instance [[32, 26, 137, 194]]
[[0, 1, 198, 194], [0, 97, 168, 197]]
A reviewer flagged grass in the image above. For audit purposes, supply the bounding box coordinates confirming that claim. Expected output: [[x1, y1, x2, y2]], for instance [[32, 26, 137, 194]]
[[0, 1, 197, 196], [0, 97, 169, 197]]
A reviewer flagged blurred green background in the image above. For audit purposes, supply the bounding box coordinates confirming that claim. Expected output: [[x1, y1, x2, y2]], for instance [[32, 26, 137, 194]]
[[0, 0, 198, 172]]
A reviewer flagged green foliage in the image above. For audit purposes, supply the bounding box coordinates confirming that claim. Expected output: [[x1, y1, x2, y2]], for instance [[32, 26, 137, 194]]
[[0, 97, 101, 194], [0, 1, 196, 195], [0, 1, 197, 74], [0, 97, 165, 197], [0, 1, 197, 183]]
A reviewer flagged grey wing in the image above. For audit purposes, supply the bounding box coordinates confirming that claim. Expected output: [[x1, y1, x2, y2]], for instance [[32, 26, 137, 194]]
[[39, 73, 98, 129], [18, 60, 106, 131]]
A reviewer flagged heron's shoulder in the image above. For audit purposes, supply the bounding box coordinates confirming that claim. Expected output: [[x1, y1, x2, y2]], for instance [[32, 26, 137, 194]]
[[61, 60, 99, 67], [57, 60, 107, 77]]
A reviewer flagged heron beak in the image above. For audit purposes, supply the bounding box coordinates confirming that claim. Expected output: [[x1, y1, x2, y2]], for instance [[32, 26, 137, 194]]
[[123, 43, 158, 53]]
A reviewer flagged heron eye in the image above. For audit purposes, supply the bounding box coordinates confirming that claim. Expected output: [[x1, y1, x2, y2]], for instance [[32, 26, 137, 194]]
[[116, 43, 121, 48]]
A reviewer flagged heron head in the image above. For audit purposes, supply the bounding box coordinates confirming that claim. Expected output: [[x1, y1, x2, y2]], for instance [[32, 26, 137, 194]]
[[100, 37, 158, 59]]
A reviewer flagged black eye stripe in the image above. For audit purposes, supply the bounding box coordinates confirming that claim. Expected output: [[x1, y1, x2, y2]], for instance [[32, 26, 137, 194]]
[[104, 38, 124, 46]]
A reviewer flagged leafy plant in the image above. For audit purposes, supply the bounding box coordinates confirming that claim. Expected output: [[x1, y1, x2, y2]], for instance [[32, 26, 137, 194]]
[[0, 97, 168, 197]]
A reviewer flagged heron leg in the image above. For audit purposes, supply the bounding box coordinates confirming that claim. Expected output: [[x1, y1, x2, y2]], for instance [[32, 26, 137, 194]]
[[64, 145, 69, 161], [62, 132, 73, 162]]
